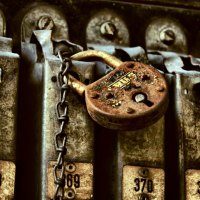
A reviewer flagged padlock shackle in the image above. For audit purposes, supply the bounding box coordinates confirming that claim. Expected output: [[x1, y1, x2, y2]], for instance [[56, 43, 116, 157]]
[[64, 74, 86, 97], [67, 50, 123, 96], [70, 50, 123, 69]]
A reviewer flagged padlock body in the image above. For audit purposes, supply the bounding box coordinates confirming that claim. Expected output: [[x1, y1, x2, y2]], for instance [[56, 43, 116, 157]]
[[85, 61, 168, 130]]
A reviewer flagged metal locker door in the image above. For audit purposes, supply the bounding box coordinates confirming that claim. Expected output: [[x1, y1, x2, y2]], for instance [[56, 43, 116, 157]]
[[0, 8, 20, 200], [1, 0, 200, 200]]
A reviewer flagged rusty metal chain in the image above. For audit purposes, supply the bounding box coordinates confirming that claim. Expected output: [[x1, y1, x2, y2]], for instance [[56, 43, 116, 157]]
[[53, 50, 71, 200]]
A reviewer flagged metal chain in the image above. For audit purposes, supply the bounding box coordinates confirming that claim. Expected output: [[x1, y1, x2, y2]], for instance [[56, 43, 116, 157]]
[[53, 50, 71, 200]]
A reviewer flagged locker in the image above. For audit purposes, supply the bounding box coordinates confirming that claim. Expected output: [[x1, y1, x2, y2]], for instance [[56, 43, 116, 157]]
[[0, 0, 200, 200]]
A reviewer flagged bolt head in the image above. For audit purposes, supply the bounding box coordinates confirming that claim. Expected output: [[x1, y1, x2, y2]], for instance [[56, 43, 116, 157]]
[[160, 28, 175, 46], [100, 21, 117, 40], [38, 16, 54, 30]]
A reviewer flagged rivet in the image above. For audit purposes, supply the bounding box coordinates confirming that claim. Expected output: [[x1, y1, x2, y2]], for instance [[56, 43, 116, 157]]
[[134, 82, 141, 88], [65, 163, 76, 173], [142, 74, 151, 81], [127, 63, 135, 68], [65, 188, 76, 199], [126, 107, 135, 114], [106, 92, 114, 99], [156, 86, 165, 92], [90, 93, 99, 99], [138, 168, 149, 178], [51, 76, 57, 82], [138, 193, 149, 200]]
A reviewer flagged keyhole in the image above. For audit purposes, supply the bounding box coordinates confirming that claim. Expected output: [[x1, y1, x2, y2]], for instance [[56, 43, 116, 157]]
[[133, 92, 154, 107]]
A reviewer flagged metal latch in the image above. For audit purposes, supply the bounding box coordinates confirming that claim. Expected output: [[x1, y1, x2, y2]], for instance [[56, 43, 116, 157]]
[[67, 50, 169, 130]]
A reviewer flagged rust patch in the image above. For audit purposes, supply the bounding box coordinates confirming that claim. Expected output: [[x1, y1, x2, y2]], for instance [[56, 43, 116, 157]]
[[47, 162, 93, 199], [122, 165, 164, 200], [186, 169, 200, 200], [0, 54, 19, 160], [85, 61, 168, 130], [0, 160, 15, 199]]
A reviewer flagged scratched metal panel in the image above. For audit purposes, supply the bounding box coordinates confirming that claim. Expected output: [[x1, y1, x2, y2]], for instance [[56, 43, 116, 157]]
[[0, 51, 19, 161], [40, 56, 95, 199], [119, 117, 164, 166], [43, 56, 94, 161], [174, 74, 200, 200], [178, 75, 200, 168]]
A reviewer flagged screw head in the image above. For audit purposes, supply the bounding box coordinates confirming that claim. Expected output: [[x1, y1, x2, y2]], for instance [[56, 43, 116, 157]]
[[38, 16, 54, 30], [100, 21, 117, 40], [160, 28, 175, 46]]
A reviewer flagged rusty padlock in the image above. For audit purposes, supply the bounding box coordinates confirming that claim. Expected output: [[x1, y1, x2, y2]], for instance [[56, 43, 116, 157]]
[[67, 50, 168, 130]]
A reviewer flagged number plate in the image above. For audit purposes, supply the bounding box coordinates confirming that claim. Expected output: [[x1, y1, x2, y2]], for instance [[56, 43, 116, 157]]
[[47, 162, 93, 199], [0, 160, 16, 199], [122, 165, 164, 200], [186, 169, 200, 200]]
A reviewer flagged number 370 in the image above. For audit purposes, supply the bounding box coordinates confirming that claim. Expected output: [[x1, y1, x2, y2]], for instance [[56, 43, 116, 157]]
[[134, 178, 154, 193]]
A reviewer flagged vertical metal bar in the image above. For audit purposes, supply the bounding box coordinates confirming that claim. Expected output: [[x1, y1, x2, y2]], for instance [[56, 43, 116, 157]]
[[174, 73, 200, 200], [0, 37, 19, 199], [174, 74, 186, 200], [43, 55, 95, 200]]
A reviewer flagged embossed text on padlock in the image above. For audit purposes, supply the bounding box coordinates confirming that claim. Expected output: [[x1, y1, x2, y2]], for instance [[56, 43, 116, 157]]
[[67, 50, 168, 130]]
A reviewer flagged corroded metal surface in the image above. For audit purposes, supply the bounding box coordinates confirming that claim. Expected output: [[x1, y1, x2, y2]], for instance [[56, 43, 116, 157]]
[[145, 18, 187, 54], [0, 160, 16, 199], [85, 62, 168, 130], [186, 169, 200, 200], [119, 117, 165, 165], [21, 3, 69, 42], [0, 9, 5, 36], [0, 51, 19, 161], [43, 56, 94, 161], [47, 162, 93, 199], [122, 165, 164, 200], [86, 9, 130, 46], [178, 75, 200, 166], [0, 37, 12, 52], [41, 56, 94, 199]]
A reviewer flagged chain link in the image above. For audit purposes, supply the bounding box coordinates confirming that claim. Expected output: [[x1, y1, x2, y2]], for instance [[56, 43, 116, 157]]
[[53, 51, 71, 200]]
